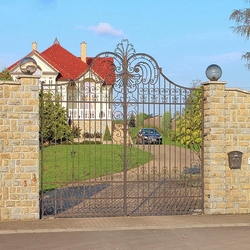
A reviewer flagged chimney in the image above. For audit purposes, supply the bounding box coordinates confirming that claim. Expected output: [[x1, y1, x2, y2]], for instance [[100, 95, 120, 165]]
[[81, 42, 86, 63], [32, 41, 37, 51]]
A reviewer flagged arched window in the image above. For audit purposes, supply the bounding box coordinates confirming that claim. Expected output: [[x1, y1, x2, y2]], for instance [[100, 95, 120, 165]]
[[81, 81, 96, 118], [67, 83, 77, 109]]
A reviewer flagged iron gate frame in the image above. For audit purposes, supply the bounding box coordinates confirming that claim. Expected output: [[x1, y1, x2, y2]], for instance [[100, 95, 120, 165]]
[[39, 39, 204, 218]]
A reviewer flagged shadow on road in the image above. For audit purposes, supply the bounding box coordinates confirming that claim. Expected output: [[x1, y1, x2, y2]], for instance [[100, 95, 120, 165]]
[[40, 183, 108, 217]]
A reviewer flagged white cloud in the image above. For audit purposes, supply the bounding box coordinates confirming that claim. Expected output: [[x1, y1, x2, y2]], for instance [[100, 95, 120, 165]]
[[87, 23, 124, 37]]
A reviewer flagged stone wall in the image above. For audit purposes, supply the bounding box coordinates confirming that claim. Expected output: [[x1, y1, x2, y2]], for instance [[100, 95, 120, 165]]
[[0, 76, 40, 220], [203, 81, 250, 214]]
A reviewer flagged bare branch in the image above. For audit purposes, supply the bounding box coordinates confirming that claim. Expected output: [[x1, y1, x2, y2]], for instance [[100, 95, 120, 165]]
[[230, 2, 250, 68]]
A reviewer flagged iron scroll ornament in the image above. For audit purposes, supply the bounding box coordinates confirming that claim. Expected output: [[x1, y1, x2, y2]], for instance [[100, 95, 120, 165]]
[[89, 39, 161, 101], [89, 39, 191, 107]]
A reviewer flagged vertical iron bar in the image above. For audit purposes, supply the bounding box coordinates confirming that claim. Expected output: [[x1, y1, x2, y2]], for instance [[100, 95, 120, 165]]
[[201, 85, 205, 213], [123, 57, 128, 216], [40, 82, 44, 219]]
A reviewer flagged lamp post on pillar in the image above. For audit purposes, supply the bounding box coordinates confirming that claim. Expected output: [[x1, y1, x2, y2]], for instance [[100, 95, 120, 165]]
[[202, 64, 228, 215], [17, 57, 41, 220], [0, 55, 42, 221]]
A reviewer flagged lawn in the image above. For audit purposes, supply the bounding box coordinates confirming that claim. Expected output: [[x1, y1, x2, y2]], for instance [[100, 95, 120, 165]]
[[40, 143, 153, 191]]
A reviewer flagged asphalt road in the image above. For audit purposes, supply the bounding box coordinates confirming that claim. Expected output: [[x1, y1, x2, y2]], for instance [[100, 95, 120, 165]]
[[1, 226, 250, 250]]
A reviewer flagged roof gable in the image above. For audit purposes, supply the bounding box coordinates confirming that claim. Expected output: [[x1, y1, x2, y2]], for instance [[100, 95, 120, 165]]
[[8, 50, 60, 74]]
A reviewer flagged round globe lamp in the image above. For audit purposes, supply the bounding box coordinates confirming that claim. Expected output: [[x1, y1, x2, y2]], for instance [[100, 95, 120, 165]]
[[205, 64, 222, 81], [19, 57, 38, 75]]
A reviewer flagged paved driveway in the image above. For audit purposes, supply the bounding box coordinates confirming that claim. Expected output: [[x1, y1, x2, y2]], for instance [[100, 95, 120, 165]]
[[41, 144, 202, 218]]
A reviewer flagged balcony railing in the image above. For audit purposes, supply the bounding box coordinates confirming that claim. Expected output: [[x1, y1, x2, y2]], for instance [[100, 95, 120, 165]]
[[68, 109, 112, 119]]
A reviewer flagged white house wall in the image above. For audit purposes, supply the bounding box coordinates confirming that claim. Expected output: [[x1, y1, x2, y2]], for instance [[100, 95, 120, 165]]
[[66, 81, 112, 120]]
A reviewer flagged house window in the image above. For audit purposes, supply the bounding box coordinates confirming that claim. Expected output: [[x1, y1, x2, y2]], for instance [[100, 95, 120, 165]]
[[81, 81, 96, 118], [99, 110, 105, 118], [67, 84, 77, 109]]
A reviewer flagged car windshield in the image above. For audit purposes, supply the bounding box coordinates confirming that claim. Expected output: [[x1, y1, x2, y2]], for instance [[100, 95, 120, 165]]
[[142, 129, 158, 134]]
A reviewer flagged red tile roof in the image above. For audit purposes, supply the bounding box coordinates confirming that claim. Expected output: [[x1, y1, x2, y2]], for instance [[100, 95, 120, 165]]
[[8, 41, 115, 85], [41, 43, 88, 80], [87, 57, 116, 85]]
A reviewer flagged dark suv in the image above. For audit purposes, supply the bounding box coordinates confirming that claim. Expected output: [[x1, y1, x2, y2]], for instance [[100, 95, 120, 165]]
[[136, 128, 162, 144]]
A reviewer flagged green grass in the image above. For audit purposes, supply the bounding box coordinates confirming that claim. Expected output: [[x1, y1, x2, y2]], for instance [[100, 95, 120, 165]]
[[40, 144, 153, 191]]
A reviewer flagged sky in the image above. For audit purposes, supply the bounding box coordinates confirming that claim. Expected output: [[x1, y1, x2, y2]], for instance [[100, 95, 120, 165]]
[[1, 0, 250, 89]]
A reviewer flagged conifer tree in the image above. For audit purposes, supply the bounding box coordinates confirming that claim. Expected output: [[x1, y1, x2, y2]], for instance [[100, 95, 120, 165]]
[[39, 91, 72, 144]]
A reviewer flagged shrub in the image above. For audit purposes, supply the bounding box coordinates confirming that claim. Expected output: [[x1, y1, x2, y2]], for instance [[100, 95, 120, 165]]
[[83, 132, 94, 138], [83, 131, 102, 139], [103, 125, 112, 141], [72, 124, 82, 138], [95, 131, 102, 138]]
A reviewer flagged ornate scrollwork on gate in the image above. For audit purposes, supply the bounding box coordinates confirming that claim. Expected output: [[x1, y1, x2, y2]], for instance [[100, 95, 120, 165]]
[[90, 39, 161, 105]]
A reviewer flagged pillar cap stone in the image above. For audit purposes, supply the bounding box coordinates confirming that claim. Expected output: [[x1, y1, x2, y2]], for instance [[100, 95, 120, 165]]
[[201, 81, 227, 85], [16, 75, 41, 79]]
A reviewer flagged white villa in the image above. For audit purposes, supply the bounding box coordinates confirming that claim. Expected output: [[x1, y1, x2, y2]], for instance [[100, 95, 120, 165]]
[[8, 39, 115, 137]]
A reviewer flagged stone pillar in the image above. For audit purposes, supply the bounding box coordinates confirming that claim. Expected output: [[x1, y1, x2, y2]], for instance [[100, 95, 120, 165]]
[[0, 76, 40, 220], [202, 81, 228, 214]]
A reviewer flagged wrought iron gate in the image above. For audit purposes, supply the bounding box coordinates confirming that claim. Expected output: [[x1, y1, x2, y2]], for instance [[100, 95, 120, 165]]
[[40, 40, 204, 218]]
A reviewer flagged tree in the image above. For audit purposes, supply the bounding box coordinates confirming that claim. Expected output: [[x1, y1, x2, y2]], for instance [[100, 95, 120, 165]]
[[230, 0, 250, 68], [103, 125, 112, 141], [128, 113, 136, 127], [0, 68, 13, 80], [173, 82, 202, 151], [39, 91, 72, 144], [161, 111, 172, 136], [136, 112, 149, 127]]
